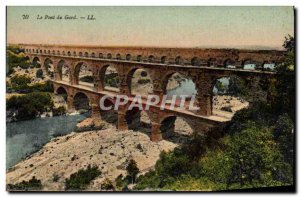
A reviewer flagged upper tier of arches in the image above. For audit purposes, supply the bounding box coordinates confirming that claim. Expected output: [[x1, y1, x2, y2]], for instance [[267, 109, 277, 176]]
[[24, 47, 281, 71]]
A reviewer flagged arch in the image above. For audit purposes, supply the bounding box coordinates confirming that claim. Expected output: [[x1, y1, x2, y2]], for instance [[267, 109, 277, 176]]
[[67, 51, 71, 56], [212, 75, 249, 116], [262, 61, 276, 71], [148, 55, 155, 63], [137, 55, 142, 62], [126, 54, 131, 61], [74, 62, 94, 86], [43, 50, 46, 54], [241, 59, 259, 70], [32, 57, 41, 68], [107, 53, 112, 59], [29, 49, 32, 53], [57, 50, 60, 55], [162, 71, 196, 100], [73, 51, 76, 56], [161, 56, 167, 64], [207, 58, 218, 67], [43, 58, 54, 78], [57, 60, 70, 82], [160, 115, 194, 141], [91, 52, 96, 58], [47, 50, 50, 54], [99, 53, 103, 58], [73, 92, 91, 111], [79, 52, 83, 57], [223, 58, 236, 68], [191, 57, 201, 66], [39, 50, 42, 53], [100, 96, 118, 124], [116, 53, 121, 60], [99, 64, 120, 92], [175, 56, 183, 65], [125, 107, 152, 131], [55, 86, 68, 102], [52, 50, 55, 55], [126, 68, 153, 96], [62, 51, 66, 56], [84, 52, 89, 57]]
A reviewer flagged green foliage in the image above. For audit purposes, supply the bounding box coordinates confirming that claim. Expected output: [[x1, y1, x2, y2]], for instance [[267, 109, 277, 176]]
[[36, 69, 44, 78], [115, 174, 129, 190], [201, 123, 292, 189], [104, 74, 119, 88], [80, 75, 94, 83], [52, 174, 60, 182], [101, 178, 115, 191], [228, 76, 247, 97], [214, 80, 226, 94], [9, 76, 53, 93], [273, 114, 294, 166], [6, 46, 30, 75], [274, 35, 295, 121], [7, 176, 42, 191], [10, 75, 31, 91], [52, 106, 67, 116], [138, 78, 151, 84], [65, 165, 101, 191], [7, 92, 54, 120], [28, 81, 54, 92], [126, 159, 140, 184]]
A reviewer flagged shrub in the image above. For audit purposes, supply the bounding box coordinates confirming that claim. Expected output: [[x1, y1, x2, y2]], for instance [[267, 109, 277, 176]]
[[52, 106, 67, 116], [10, 74, 31, 91], [65, 165, 101, 190], [6, 48, 30, 75], [36, 69, 43, 78], [6, 92, 54, 120], [126, 159, 140, 184], [7, 176, 42, 191], [79, 76, 94, 83], [137, 78, 151, 84], [101, 178, 115, 191], [53, 174, 60, 182]]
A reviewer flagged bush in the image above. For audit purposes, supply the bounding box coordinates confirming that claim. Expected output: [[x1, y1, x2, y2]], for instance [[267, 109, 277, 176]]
[[7, 176, 42, 191], [137, 78, 151, 84], [36, 69, 43, 78], [65, 165, 101, 190], [7, 92, 54, 121], [10, 74, 31, 92], [101, 178, 115, 191], [79, 76, 94, 83], [6, 48, 30, 75], [126, 159, 140, 184], [52, 106, 67, 116], [53, 174, 60, 182]]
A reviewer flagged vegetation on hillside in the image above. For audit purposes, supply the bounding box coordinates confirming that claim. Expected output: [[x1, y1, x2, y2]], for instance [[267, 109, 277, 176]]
[[7, 92, 54, 121], [7, 176, 42, 191], [65, 165, 101, 191], [134, 36, 295, 191]]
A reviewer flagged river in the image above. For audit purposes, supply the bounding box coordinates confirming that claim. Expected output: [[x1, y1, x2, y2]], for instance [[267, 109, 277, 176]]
[[6, 114, 88, 169]]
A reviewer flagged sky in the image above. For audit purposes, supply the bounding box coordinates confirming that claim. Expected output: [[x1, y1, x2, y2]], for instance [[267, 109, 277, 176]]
[[7, 6, 294, 49]]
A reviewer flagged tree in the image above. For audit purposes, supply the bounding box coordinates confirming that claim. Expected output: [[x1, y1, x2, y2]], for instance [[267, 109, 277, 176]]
[[36, 69, 43, 78], [274, 35, 295, 121], [126, 159, 140, 184]]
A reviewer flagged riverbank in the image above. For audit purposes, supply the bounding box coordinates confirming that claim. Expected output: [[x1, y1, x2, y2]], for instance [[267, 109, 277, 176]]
[[6, 121, 177, 191]]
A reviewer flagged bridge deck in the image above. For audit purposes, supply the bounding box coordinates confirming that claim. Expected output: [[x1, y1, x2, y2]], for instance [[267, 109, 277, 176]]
[[30, 53, 276, 74], [53, 80, 233, 123]]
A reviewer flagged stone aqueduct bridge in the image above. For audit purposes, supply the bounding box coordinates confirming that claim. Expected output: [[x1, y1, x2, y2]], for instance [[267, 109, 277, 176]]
[[21, 44, 284, 141]]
